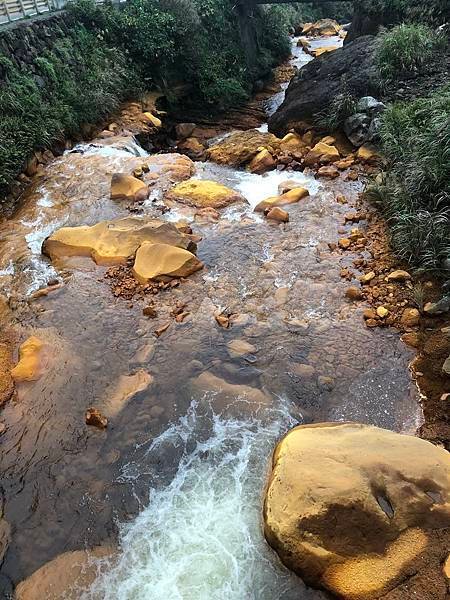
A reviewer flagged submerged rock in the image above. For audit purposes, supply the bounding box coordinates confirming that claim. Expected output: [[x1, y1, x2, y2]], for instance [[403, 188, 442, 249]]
[[132, 242, 203, 283], [0, 340, 14, 405], [42, 217, 194, 265], [264, 422, 450, 599], [11, 336, 44, 382], [15, 547, 114, 600], [165, 179, 244, 209]]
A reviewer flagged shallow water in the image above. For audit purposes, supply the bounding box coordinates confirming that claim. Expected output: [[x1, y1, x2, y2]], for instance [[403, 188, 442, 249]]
[[0, 36, 421, 598]]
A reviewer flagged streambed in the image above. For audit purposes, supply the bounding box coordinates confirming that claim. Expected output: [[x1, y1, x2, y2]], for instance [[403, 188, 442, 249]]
[[0, 35, 421, 598]]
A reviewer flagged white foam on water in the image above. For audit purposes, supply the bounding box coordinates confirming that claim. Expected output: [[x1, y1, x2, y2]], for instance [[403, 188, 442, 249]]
[[80, 397, 319, 600]]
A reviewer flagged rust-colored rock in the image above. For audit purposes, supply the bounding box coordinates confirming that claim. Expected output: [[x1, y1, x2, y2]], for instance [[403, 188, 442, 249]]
[[264, 422, 450, 600], [132, 242, 203, 283], [345, 286, 363, 301], [110, 173, 148, 202], [207, 129, 281, 167], [401, 308, 420, 328], [266, 207, 289, 223], [85, 408, 108, 429], [165, 179, 244, 209], [254, 187, 309, 212], [248, 149, 276, 174], [317, 165, 339, 178]]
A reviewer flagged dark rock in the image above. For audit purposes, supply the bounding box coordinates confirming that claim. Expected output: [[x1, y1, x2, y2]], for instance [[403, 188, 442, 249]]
[[344, 113, 371, 146], [269, 36, 378, 136]]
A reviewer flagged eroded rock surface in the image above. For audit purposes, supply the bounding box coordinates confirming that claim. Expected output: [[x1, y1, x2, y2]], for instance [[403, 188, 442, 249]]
[[264, 423, 450, 599], [42, 217, 194, 265], [207, 130, 281, 167]]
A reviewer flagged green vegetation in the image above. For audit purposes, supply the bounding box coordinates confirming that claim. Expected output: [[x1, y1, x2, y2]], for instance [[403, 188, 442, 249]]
[[0, 23, 136, 195], [356, 0, 450, 27], [376, 23, 446, 81], [316, 79, 357, 131], [367, 88, 450, 274]]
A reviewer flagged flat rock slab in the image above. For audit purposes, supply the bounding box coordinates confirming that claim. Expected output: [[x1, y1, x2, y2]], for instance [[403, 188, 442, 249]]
[[264, 422, 450, 600], [165, 179, 245, 209]]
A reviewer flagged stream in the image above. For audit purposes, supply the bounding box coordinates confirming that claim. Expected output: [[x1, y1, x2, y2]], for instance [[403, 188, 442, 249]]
[[0, 35, 422, 598]]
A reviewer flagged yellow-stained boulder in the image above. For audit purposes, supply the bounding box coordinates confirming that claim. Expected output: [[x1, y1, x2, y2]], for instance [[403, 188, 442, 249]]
[[165, 179, 244, 209], [305, 142, 340, 166], [312, 45, 340, 57], [264, 422, 450, 600], [255, 187, 309, 213], [132, 242, 203, 283], [266, 207, 289, 223], [207, 130, 281, 167], [279, 132, 306, 154], [308, 18, 341, 37], [15, 547, 113, 600], [42, 217, 194, 265], [110, 173, 148, 202], [11, 336, 44, 382], [143, 112, 162, 128], [248, 149, 276, 174], [357, 144, 381, 164]]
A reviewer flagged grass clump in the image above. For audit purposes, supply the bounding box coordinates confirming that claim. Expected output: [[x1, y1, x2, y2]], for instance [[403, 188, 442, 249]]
[[376, 23, 445, 81], [316, 81, 357, 131], [367, 88, 450, 274]]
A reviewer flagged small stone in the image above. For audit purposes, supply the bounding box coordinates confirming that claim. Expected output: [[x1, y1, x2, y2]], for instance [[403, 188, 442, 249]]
[[317, 165, 339, 179], [338, 238, 351, 250], [227, 339, 256, 358], [346, 170, 359, 181], [443, 554, 450, 583], [318, 376, 334, 390], [336, 194, 347, 204], [154, 323, 171, 338], [215, 314, 230, 329], [85, 408, 108, 429], [400, 308, 420, 328], [0, 423, 6, 436], [363, 309, 377, 320], [143, 306, 157, 318], [293, 364, 316, 378], [386, 270, 411, 283], [175, 311, 189, 323], [345, 287, 363, 301], [360, 272, 376, 284], [266, 207, 289, 223], [376, 306, 389, 318], [401, 332, 420, 348]]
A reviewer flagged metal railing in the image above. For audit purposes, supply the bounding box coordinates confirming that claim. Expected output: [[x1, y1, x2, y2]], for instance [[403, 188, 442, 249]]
[[0, 0, 61, 25]]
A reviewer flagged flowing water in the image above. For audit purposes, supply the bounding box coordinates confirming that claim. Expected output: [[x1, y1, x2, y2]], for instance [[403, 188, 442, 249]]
[[0, 36, 422, 598]]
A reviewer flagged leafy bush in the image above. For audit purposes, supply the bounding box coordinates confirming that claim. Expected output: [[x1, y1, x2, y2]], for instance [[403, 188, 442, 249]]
[[0, 24, 137, 194], [376, 23, 446, 81], [367, 88, 450, 274], [357, 0, 450, 27]]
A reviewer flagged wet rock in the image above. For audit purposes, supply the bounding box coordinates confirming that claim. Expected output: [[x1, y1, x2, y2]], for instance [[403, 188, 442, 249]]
[[266, 207, 289, 223], [165, 179, 244, 209], [11, 336, 44, 382], [143, 305, 157, 318], [335, 156, 355, 170], [207, 129, 281, 167], [311, 46, 340, 57], [85, 408, 108, 429], [318, 375, 334, 390], [264, 422, 450, 600], [401, 308, 420, 328], [132, 343, 155, 364], [317, 165, 339, 179], [255, 187, 309, 213], [377, 306, 389, 318], [339, 238, 351, 250], [110, 173, 148, 203], [133, 242, 203, 283], [269, 36, 377, 136], [154, 322, 171, 338], [386, 270, 411, 283], [401, 332, 420, 348], [177, 137, 206, 160], [345, 286, 363, 301], [248, 148, 276, 174], [346, 170, 359, 181], [278, 180, 302, 195], [175, 122, 196, 139], [43, 217, 194, 265], [293, 363, 316, 378], [227, 339, 257, 359], [195, 207, 220, 222], [442, 356, 450, 376], [15, 547, 114, 600]]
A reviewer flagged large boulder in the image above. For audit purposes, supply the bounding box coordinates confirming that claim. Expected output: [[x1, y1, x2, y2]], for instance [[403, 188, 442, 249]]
[[15, 547, 113, 600], [206, 130, 281, 167], [264, 423, 450, 599], [165, 179, 244, 209], [269, 36, 378, 136], [302, 19, 341, 37], [132, 242, 203, 282], [42, 217, 195, 265]]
